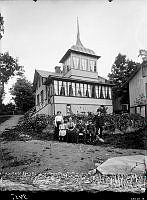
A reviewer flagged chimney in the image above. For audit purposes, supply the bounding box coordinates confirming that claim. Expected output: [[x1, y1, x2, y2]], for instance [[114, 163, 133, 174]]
[[55, 66, 62, 74]]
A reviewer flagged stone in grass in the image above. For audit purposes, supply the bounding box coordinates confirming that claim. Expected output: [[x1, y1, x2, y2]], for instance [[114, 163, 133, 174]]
[[96, 155, 147, 175]]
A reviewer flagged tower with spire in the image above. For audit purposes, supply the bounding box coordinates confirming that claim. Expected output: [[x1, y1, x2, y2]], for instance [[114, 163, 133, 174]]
[[59, 18, 100, 82]]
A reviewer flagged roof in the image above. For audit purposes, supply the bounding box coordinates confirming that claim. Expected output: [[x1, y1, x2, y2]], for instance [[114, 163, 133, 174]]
[[36, 69, 57, 77], [33, 69, 63, 91], [44, 73, 113, 86], [70, 45, 98, 57], [59, 46, 100, 63]]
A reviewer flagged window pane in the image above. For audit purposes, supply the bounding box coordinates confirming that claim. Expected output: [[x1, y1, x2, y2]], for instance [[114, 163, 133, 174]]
[[37, 94, 39, 105], [81, 58, 87, 70], [60, 82, 65, 96], [103, 86, 106, 99], [87, 60, 90, 71], [100, 85, 104, 99], [54, 80, 58, 95], [88, 84, 92, 97], [83, 84, 87, 97], [109, 87, 112, 99], [89, 60, 95, 72], [95, 85, 98, 98], [73, 56, 79, 69], [94, 61, 97, 72], [69, 82, 74, 96]]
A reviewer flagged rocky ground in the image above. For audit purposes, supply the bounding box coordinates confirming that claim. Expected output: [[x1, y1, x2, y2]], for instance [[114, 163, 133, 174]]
[[0, 140, 146, 193]]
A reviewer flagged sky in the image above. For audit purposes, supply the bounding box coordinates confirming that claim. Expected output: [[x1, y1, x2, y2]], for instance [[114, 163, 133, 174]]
[[1, 0, 147, 104]]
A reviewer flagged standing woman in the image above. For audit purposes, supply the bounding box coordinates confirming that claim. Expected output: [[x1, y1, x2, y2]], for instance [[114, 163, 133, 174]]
[[54, 111, 64, 140]]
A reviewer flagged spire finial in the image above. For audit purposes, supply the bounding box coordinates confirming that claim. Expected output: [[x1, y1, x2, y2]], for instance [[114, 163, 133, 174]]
[[76, 17, 83, 47]]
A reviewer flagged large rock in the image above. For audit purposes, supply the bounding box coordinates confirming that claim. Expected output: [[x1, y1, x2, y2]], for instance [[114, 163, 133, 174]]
[[97, 155, 146, 175]]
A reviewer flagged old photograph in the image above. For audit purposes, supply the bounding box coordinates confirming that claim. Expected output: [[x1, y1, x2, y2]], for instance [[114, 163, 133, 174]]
[[0, 0, 146, 198]]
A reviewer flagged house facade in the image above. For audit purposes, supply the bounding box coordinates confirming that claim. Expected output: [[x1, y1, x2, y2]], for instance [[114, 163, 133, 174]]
[[129, 63, 147, 117], [33, 21, 113, 116]]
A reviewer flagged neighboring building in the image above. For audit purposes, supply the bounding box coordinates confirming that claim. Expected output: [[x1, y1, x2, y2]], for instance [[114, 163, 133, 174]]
[[129, 63, 147, 117], [33, 20, 113, 116]]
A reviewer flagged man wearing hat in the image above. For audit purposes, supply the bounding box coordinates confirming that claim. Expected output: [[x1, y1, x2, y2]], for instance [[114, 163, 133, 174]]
[[93, 108, 105, 142]]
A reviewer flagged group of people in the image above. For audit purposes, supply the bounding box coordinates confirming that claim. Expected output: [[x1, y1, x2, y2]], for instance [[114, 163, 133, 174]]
[[54, 108, 105, 144]]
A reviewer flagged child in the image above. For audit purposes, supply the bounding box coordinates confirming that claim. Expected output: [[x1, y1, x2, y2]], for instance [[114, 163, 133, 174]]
[[59, 120, 67, 142], [86, 120, 96, 144]]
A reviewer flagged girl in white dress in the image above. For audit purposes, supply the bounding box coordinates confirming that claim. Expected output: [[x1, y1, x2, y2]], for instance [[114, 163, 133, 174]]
[[59, 120, 67, 141]]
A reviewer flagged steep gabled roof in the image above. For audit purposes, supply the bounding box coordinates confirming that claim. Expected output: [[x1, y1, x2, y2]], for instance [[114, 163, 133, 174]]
[[33, 69, 56, 91], [36, 69, 56, 77]]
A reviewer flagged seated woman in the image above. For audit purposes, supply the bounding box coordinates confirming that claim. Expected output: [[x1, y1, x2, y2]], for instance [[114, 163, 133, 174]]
[[75, 119, 87, 143], [66, 117, 76, 143]]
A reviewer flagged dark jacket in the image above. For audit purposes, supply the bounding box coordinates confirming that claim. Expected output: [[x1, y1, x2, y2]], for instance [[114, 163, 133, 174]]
[[93, 114, 104, 127]]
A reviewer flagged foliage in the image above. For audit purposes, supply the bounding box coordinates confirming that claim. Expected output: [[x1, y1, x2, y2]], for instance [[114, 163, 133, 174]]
[[0, 52, 24, 109], [0, 103, 15, 115], [15, 114, 54, 137], [0, 13, 4, 39], [0, 52, 24, 84], [10, 78, 35, 113], [108, 53, 139, 98]]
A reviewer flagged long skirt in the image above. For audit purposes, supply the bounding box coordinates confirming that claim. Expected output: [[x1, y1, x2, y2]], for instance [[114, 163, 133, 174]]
[[54, 122, 61, 140], [67, 129, 77, 143]]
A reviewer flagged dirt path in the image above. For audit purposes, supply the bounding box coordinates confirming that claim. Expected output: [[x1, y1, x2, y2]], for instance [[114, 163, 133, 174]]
[[0, 115, 23, 134]]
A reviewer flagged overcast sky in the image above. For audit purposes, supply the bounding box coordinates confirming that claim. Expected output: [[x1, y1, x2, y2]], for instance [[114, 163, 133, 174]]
[[1, 0, 147, 104]]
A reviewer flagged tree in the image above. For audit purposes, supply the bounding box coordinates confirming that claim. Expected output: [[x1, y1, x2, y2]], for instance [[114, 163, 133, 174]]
[[108, 53, 139, 113], [108, 53, 139, 96], [10, 78, 35, 113], [0, 52, 24, 109], [0, 13, 4, 39]]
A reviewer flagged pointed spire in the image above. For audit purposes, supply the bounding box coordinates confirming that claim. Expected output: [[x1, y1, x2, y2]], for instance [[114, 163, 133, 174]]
[[76, 17, 83, 47]]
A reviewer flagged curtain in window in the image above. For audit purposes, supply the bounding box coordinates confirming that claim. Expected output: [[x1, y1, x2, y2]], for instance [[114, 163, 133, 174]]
[[86, 88, 89, 97], [106, 86, 110, 99], [88, 84, 92, 97], [54, 80, 58, 95], [69, 83, 73, 96], [104, 86, 107, 99], [95, 85, 99, 98], [60, 82, 65, 96], [100, 85, 104, 99], [91, 85, 96, 98], [109, 87, 112, 99]]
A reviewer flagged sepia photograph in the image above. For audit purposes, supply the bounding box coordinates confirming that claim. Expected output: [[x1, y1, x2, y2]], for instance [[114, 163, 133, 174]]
[[0, 0, 146, 199]]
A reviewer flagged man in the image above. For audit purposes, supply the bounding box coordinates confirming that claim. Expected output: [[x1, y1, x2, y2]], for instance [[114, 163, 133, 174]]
[[93, 108, 105, 142]]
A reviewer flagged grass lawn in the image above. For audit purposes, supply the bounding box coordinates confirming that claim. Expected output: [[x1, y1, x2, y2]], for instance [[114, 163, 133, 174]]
[[0, 115, 11, 125]]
